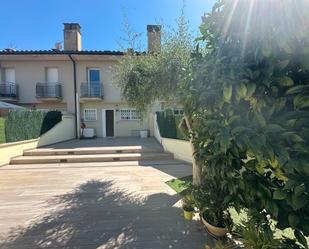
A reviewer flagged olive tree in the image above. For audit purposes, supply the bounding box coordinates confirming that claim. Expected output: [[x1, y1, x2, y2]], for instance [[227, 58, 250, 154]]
[[113, 13, 203, 185]]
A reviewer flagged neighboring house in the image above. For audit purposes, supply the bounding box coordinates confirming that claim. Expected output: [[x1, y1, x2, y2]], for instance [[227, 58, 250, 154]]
[[0, 23, 161, 138]]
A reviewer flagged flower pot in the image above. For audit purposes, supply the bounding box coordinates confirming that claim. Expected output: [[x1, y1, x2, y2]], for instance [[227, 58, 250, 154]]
[[183, 210, 194, 220], [140, 130, 148, 138], [201, 215, 228, 237]]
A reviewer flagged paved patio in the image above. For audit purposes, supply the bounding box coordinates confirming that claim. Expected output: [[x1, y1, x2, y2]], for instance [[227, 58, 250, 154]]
[[0, 138, 212, 249]]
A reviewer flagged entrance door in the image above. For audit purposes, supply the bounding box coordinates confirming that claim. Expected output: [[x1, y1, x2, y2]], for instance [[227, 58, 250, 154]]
[[102, 109, 114, 137]]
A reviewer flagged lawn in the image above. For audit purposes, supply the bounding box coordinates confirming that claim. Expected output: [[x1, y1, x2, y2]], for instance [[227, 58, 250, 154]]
[[0, 117, 5, 143], [165, 175, 192, 195]]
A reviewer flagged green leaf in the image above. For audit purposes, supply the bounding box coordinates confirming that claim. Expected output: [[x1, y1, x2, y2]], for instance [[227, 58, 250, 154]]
[[236, 83, 247, 98], [292, 194, 309, 210], [294, 185, 305, 197], [286, 85, 307, 95], [231, 126, 250, 134], [281, 132, 304, 143], [223, 85, 232, 102], [277, 59, 289, 70], [278, 76, 294, 87], [294, 230, 309, 248], [273, 189, 287, 200], [288, 213, 300, 228], [246, 83, 256, 97], [254, 112, 266, 127], [294, 96, 309, 109], [265, 124, 285, 133]]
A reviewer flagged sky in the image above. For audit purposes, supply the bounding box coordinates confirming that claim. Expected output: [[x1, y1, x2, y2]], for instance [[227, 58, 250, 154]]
[[0, 0, 217, 51]]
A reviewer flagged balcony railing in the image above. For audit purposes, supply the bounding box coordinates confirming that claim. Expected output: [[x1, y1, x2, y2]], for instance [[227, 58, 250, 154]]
[[0, 82, 18, 99], [80, 82, 104, 99], [36, 83, 62, 99]]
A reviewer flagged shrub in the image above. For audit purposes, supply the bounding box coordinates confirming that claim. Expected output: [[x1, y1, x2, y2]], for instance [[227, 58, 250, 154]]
[[190, 0, 309, 247], [156, 110, 187, 140], [5, 110, 62, 142]]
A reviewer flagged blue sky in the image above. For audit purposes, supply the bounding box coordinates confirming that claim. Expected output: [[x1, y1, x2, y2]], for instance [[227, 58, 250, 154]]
[[0, 0, 216, 51]]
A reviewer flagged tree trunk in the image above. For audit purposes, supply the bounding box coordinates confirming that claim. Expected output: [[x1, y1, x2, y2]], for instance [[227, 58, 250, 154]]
[[183, 114, 202, 186]]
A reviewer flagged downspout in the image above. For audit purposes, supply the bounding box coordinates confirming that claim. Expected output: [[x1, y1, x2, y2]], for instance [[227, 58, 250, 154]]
[[68, 54, 79, 139]]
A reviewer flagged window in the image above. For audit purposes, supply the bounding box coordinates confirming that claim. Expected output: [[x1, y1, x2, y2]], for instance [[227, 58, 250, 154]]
[[4, 68, 15, 83], [46, 68, 59, 83], [120, 109, 141, 120], [84, 109, 97, 121], [173, 109, 184, 116]]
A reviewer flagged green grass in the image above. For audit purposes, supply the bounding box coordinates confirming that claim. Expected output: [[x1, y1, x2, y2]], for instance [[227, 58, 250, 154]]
[[165, 175, 192, 195], [0, 117, 5, 144]]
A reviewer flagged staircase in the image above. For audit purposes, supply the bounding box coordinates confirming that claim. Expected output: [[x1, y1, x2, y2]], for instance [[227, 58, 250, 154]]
[[10, 145, 174, 165]]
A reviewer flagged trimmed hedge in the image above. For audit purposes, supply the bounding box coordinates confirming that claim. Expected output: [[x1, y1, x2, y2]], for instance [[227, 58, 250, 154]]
[[156, 111, 188, 140], [5, 110, 62, 143]]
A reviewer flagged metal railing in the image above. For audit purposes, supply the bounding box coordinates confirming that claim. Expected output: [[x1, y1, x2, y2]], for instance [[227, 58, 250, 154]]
[[80, 82, 104, 98], [0, 82, 18, 98], [36, 82, 62, 99]]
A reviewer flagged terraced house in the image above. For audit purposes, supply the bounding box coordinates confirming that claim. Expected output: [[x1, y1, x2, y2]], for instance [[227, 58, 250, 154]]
[[0, 23, 161, 138]]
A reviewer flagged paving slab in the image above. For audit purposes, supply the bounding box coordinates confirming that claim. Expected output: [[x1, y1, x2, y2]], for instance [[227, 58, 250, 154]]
[[0, 140, 214, 248]]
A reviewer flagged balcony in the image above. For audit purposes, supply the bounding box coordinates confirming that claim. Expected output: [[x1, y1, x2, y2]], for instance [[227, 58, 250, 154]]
[[0, 82, 18, 102], [36, 83, 62, 101], [80, 82, 104, 101]]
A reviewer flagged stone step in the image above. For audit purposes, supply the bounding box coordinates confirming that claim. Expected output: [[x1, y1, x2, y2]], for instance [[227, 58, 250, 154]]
[[10, 152, 173, 165], [7, 160, 190, 169], [24, 146, 163, 156]]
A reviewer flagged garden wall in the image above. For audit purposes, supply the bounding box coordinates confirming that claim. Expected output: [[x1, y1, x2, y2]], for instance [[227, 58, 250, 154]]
[[0, 114, 76, 166], [37, 114, 75, 147], [154, 113, 193, 163]]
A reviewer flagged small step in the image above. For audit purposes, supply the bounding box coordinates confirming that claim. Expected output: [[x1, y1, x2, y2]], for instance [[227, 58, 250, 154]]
[[24, 146, 163, 156], [7, 159, 189, 169], [10, 152, 173, 165]]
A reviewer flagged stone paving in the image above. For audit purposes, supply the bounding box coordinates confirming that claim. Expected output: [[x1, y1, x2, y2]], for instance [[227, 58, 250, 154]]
[[0, 138, 213, 249]]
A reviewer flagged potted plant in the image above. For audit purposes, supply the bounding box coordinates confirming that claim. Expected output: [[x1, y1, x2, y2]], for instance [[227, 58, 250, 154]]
[[201, 208, 232, 237], [192, 179, 233, 237], [182, 195, 195, 220]]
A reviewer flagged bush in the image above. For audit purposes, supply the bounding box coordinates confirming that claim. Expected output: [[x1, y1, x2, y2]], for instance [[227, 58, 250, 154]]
[[0, 117, 5, 143], [5, 110, 62, 142], [156, 110, 188, 140], [191, 0, 309, 247]]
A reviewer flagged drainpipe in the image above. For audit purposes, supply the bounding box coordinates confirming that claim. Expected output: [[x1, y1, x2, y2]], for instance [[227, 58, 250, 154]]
[[68, 54, 80, 139]]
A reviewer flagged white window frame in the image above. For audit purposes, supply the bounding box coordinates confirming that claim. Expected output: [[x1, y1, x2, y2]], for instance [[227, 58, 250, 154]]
[[173, 108, 184, 116], [120, 109, 141, 121], [84, 108, 97, 121]]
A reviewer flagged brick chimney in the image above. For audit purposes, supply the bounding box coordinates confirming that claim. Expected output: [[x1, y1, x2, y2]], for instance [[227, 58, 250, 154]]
[[147, 25, 161, 53], [63, 23, 82, 51]]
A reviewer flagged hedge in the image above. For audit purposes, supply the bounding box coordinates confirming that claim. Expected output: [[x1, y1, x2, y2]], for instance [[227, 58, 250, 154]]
[[156, 111, 188, 140], [5, 110, 62, 143]]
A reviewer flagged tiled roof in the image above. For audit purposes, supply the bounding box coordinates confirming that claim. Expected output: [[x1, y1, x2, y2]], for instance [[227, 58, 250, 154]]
[[0, 49, 124, 55]]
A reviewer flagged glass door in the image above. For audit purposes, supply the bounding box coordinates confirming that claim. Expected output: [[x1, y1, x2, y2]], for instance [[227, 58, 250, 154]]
[[46, 68, 58, 97], [88, 68, 100, 97]]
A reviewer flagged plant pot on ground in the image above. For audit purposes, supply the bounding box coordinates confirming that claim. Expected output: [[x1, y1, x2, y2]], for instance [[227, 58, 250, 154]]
[[191, 179, 233, 237], [201, 208, 232, 237], [182, 195, 195, 220]]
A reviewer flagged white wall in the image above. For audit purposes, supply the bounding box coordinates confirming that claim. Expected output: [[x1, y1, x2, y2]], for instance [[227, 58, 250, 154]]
[[153, 113, 193, 163], [37, 114, 75, 147]]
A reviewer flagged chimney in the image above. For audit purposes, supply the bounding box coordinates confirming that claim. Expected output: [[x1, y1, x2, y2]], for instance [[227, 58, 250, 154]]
[[147, 25, 161, 53], [63, 23, 82, 51]]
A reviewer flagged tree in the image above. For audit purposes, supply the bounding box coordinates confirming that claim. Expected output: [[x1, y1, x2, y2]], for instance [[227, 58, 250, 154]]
[[113, 11, 203, 185], [191, 0, 309, 247]]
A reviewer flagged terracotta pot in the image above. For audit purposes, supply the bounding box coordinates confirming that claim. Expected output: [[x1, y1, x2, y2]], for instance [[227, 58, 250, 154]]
[[183, 210, 194, 220], [201, 215, 228, 237]]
